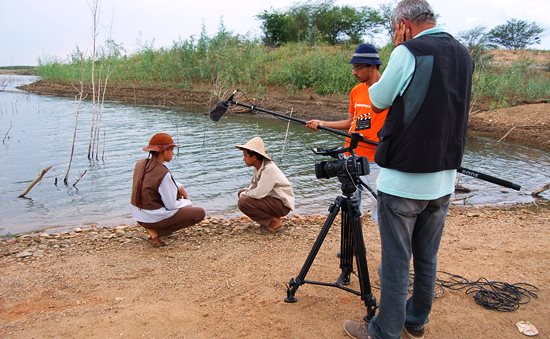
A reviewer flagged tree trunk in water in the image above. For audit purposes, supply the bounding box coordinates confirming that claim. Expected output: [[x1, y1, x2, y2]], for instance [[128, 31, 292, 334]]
[[18, 166, 53, 198]]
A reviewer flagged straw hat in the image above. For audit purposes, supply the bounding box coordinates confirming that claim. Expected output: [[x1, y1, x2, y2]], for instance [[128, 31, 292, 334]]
[[235, 136, 271, 161], [143, 132, 178, 152]]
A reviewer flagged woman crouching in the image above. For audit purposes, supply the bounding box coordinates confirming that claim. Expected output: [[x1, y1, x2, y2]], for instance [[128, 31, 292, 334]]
[[131, 132, 205, 247]]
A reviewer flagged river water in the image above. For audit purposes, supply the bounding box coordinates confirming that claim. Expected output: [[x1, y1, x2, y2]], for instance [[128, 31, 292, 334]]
[[1, 75, 548, 235]]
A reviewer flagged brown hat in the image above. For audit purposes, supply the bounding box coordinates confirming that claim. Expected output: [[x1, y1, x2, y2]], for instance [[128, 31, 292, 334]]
[[235, 136, 271, 161], [143, 132, 178, 152]]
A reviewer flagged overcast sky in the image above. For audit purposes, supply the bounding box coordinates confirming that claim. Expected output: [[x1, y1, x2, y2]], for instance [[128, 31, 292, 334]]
[[1, 0, 549, 66]]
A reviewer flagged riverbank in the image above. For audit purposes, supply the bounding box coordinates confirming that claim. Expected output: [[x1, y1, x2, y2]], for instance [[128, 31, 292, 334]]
[[18, 80, 550, 150], [1, 202, 549, 338]]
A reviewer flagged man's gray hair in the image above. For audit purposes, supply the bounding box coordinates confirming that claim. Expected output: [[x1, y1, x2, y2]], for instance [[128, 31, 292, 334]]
[[391, 0, 436, 25]]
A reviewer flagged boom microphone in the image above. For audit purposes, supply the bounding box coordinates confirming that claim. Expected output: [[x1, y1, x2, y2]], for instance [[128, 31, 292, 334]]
[[209, 101, 229, 122], [209, 90, 237, 122]]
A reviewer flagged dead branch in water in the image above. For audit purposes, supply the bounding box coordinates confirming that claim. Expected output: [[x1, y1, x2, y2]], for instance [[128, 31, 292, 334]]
[[18, 166, 53, 198], [2, 122, 13, 144], [73, 169, 88, 188], [532, 183, 550, 198], [102, 130, 106, 161], [498, 124, 517, 142], [499, 117, 543, 143], [0, 77, 11, 92]]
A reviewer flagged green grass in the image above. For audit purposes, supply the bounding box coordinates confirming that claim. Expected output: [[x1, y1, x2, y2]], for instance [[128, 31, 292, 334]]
[[472, 60, 550, 108], [36, 33, 549, 108]]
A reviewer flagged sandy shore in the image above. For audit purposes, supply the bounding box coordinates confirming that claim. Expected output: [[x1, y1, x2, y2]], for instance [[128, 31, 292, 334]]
[[1, 201, 549, 338]]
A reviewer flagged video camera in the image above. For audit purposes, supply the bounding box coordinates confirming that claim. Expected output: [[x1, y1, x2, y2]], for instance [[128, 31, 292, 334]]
[[314, 151, 369, 180], [312, 133, 370, 196]]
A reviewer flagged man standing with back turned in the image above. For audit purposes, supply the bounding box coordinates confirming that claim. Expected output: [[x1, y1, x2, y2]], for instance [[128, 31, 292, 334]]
[[343, 1, 474, 338]]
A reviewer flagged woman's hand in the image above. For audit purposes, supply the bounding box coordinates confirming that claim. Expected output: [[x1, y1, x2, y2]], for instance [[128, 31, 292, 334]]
[[179, 186, 188, 199]]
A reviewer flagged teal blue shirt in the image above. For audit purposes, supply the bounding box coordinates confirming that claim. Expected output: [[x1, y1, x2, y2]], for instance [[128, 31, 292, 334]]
[[369, 26, 456, 200]]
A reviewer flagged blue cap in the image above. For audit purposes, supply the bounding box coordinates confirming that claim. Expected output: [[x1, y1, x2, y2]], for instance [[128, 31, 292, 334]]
[[349, 43, 382, 65]]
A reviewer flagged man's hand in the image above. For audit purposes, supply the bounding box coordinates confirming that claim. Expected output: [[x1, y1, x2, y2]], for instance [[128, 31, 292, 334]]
[[238, 188, 246, 198], [393, 22, 411, 47], [306, 119, 324, 131]]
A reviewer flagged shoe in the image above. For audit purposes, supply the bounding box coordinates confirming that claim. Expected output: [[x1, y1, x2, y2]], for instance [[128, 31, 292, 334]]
[[267, 217, 283, 233], [343, 319, 372, 339], [256, 227, 269, 235], [256, 225, 283, 235], [147, 237, 166, 248], [267, 225, 283, 234], [403, 324, 425, 339]]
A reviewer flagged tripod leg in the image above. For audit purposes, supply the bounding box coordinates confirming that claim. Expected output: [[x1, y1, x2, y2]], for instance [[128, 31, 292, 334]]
[[285, 196, 344, 303], [348, 196, 377, 320], [339, 199, 353, 286]]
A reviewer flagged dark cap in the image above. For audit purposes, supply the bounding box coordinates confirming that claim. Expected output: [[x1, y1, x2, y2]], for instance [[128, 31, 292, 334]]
[[349, 43, 382, 65]]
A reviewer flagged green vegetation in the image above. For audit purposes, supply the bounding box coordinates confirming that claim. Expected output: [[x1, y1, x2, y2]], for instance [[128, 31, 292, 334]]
[[33, 0, 549, 109], [36, 31, 550, 109], [256, 0, 386, 46], [488, 19, 544, 50], [37, 31, 393, 96], [473, 59, 550, 109]]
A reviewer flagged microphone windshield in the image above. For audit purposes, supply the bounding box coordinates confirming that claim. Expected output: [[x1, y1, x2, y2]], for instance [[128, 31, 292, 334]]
[[209, 101, 229, 122]]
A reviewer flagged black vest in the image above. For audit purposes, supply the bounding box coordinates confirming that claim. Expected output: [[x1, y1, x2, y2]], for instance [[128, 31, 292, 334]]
[[374, 32, 474, 173]]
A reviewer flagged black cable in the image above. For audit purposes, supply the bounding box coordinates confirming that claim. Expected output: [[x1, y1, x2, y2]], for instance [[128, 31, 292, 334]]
[[352, 270, 539, 312], [435, 271, 539, 312]]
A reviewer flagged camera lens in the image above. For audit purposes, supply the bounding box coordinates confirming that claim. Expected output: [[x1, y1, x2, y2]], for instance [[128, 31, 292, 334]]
[[315, 159, 343, 179]]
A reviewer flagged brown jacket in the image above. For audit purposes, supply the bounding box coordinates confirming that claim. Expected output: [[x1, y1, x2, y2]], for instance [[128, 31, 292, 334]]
[[131, 159, 181, 210]]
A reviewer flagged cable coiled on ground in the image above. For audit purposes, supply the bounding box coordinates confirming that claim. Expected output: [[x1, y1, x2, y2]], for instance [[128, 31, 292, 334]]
[[369, 271, 539, 312], [435, 271, 539, 312]]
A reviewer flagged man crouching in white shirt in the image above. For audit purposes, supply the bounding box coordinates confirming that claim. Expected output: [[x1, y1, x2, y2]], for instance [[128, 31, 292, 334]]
[[236, 136, 295, 234]]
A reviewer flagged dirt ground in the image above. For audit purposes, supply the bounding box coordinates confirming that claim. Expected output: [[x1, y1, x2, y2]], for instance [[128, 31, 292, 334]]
[[2, 78, 549, 338], [1, 202, 549, 338]]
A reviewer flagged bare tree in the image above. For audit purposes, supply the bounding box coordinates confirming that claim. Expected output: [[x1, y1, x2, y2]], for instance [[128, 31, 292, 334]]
[[87, 0, 100, 160], [86, 1, 117, 161], [64, 54, 87, 185]]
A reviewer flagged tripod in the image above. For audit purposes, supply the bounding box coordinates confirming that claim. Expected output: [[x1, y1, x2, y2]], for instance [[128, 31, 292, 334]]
[[284, 172, 377, 321]]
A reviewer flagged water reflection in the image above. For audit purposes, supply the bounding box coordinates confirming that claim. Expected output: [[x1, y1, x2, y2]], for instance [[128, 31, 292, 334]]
[[0, 75, 549, 235]]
